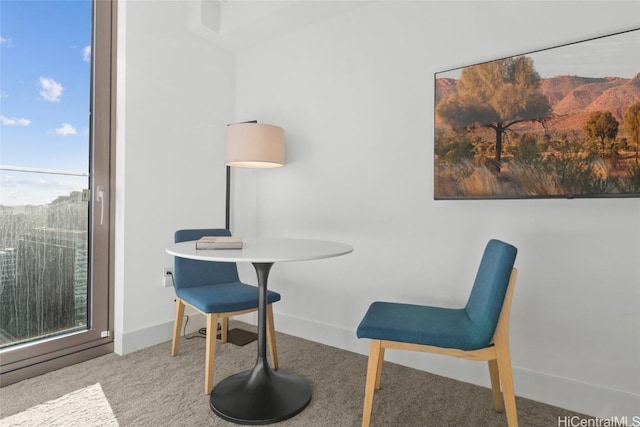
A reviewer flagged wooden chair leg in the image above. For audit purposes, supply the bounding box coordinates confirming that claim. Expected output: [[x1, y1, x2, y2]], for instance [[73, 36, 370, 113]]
[[488, 359, 504, 412], [221, 317, 229, 343], [267, 304, 279, 369], [171, 299, 185, 356], [374, 347, 385, 390], [496, 344, 518, 427], [205, 313, 219, 394], [362, 340, 382, 427]]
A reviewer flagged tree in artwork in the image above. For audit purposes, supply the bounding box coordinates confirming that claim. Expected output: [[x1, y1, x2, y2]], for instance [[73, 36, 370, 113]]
[[436, 56, 552, 171], [623, 100, 640, 163], [583, 111, 619, 158]]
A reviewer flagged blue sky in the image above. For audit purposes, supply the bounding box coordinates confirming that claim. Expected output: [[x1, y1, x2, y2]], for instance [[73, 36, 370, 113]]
[[1, 0, 92, 205]]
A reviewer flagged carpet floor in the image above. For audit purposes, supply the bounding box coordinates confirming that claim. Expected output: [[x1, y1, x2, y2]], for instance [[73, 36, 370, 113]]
[[2, 383, 118, 426], [1, 323, 584, 426]]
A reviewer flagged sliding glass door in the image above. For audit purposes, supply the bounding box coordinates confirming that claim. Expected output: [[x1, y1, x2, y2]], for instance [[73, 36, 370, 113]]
[[0, 0, 115, 384]]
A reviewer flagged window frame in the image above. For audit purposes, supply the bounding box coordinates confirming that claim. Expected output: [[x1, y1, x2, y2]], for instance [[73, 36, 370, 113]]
[[0, 0, 117, 386]]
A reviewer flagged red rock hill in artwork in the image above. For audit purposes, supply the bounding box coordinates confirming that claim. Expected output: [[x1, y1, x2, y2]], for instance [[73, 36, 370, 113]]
[[436, 73, 640, 133], [435, 78, 457, 104]]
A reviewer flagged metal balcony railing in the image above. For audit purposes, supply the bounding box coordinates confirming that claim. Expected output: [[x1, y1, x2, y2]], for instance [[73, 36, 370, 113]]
[[0, 165, 89, 177]]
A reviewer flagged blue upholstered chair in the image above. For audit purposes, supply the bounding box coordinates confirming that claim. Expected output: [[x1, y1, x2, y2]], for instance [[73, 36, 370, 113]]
[[170, 229, 281, 394], [357, 239, 519, 427]]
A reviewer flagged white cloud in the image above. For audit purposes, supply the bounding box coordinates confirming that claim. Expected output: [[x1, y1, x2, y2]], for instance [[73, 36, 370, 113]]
[[54, 123, 77, 136], [83, 45, 91, 62], [39, 77, 64, 102], [0, 36, 11, 46], [0, 115, 31, 126]]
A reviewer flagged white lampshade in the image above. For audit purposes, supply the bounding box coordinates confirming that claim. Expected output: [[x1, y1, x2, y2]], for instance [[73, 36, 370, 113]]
[[225, 123, 285, 168]]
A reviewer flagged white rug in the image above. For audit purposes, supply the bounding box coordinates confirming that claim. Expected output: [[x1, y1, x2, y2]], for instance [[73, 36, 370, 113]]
[[1, 383, 119, 426]]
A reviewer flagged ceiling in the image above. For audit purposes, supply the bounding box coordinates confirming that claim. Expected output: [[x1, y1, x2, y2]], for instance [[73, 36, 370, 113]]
[[188, 0, 372, 50]]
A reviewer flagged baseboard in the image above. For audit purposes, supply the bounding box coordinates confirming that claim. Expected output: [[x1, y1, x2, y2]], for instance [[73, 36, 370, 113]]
[[271, 311, 640, 420], [115, 310, 206, 355], [513, 366, 640, 420]]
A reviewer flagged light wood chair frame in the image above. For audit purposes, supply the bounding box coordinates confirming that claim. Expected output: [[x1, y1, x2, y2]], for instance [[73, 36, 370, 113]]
[[361, 268, 519, 427], [171, 298, 279, 394]]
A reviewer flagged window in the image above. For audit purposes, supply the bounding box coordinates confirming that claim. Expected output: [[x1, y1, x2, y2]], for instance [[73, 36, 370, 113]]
[[0, 0, 116, 385]]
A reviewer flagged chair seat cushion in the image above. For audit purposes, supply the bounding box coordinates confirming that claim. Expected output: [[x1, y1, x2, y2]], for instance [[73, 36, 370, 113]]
[[175, 281, 281, 314], [357, 301, 490, 351]]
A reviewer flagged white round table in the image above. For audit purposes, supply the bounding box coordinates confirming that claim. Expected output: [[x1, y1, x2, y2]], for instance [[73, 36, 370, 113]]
[[166, 238, 353, 424]]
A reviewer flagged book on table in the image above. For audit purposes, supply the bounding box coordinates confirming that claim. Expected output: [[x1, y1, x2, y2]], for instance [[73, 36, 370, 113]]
[[195, 236, 243, 250]]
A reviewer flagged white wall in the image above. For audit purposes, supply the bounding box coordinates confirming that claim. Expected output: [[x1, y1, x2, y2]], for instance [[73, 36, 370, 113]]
[[115, 0, 235, 353], [233, 1, 640, 420]]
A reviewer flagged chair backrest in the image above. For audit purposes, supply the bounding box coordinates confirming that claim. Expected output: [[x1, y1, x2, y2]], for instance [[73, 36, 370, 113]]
[[174, 229, 240, 289], [464, 239, 518, 348]]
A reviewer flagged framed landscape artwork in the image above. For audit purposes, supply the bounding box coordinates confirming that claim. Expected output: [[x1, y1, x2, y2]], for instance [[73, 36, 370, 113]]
[[434, 28, 640, 199]]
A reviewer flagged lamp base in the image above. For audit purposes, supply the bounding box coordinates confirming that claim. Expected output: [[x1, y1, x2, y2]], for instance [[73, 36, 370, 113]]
[[217, 328, 257, 346]]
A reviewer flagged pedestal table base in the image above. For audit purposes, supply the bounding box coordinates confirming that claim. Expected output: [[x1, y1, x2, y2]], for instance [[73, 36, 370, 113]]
[[209, 361, 311, 425]]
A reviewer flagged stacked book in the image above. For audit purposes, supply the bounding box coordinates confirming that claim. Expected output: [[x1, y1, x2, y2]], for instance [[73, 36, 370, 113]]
[[195, 236, 243, 250]]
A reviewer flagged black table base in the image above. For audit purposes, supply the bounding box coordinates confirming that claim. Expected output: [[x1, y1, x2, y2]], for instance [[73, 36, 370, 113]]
[[209, 262, 311, 424], [209, 359, 311, 424]]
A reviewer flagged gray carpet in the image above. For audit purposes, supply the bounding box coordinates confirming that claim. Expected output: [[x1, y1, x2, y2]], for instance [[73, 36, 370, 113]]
[[1, 322, 583, 426]]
